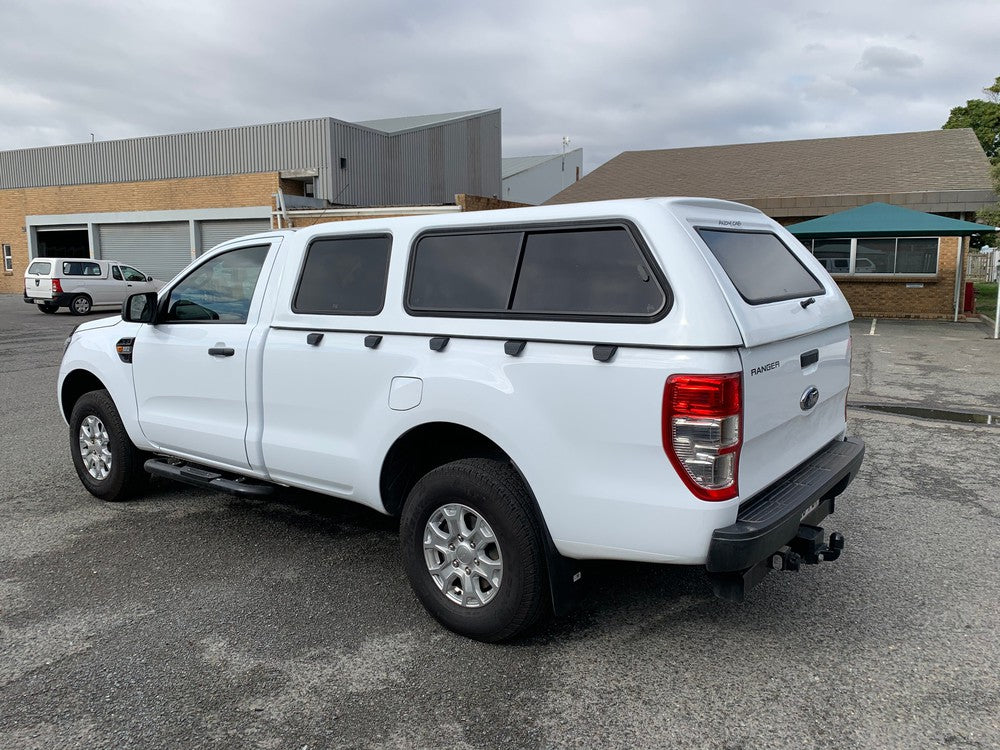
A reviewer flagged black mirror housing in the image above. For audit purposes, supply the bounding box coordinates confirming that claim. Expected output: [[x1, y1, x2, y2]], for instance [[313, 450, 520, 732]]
[[122, 292, 158, 323]]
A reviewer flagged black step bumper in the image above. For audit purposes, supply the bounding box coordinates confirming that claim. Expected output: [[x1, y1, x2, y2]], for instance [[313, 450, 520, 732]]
[[706, 437, 865, 574]]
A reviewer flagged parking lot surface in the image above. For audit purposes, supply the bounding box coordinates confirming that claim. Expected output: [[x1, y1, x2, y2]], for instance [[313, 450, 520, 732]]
[[1, 296, 998, 749]]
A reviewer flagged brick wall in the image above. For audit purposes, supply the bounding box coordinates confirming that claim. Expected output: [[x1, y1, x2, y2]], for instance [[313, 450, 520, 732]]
[[0, 173, 279, 293], [835, 236, 963, 319]]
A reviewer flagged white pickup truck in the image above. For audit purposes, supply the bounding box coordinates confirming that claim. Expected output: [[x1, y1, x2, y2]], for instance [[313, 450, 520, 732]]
[[58, 198, 864, 641]]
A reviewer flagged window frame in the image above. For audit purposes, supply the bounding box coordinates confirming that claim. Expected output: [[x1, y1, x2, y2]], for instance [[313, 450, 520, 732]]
[[2, 244, 12, 273], [695, 227, 826, 305], [158, 243, 272, 325], [403, 219, 672, 324], [290, 232, 393, 317], [803, 236, 940, 277]]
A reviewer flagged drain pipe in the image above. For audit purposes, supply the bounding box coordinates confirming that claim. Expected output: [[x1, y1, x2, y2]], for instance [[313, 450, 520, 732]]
[[953, 236, 965, 323]]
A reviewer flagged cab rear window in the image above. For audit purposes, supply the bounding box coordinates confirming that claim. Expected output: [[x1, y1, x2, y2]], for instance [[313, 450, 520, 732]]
[[697, 229, 824, 305], [62, 261, 102, 276]]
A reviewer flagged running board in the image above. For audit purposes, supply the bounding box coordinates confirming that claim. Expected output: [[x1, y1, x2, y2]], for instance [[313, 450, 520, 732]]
[[144, 458, 275, 496]]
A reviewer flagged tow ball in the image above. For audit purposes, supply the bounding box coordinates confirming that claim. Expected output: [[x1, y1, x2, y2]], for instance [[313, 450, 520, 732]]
[[770, 526, 845, 571]]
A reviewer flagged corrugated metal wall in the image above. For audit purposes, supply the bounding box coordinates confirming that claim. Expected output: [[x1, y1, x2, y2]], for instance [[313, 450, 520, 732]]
[[199, 219, 273, 254], [1, 119, 332, 190], [2, 111, 502, 207]]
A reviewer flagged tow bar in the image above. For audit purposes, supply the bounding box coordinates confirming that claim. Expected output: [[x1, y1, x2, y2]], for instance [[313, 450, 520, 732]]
[[709, 525, 845, 602], [769, 526, 845, 571]]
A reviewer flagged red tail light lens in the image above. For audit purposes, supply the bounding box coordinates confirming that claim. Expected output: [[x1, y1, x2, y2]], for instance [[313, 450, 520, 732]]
[[663, 373, 742, 501], [52, 278, 63, 294]]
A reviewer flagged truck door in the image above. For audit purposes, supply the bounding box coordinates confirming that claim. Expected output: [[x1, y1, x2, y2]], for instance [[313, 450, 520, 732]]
[[131, 241, 279, 469]]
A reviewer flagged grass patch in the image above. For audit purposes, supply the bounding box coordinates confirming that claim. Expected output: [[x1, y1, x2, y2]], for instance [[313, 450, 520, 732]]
[[975, 282, 998, 316]]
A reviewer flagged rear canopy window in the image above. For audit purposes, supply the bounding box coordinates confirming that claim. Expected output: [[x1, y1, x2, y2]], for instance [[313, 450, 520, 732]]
[[407, 225, 666, 319], [293, 235, 391, 315], [697, 229, 824, 304], [27, 261, 51, 275], [62, 261, 102, 277]]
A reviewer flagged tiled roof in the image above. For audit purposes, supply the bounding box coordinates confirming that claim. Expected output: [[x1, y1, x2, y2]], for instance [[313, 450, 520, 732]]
[[547, 129, 992, 204]]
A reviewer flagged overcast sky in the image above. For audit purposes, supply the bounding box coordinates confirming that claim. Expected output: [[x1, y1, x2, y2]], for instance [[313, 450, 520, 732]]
[[1, 0, 997, 171]]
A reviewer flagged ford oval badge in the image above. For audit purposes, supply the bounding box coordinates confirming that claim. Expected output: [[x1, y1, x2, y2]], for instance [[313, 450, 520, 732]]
[[800, 386, 820, 411]]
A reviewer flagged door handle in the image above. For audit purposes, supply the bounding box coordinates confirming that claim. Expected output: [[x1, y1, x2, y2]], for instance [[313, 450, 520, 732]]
[[208, 347, 235, 357]]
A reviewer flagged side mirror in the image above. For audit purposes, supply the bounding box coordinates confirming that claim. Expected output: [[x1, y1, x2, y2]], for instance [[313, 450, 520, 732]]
[[145, 275, 153, 282], [122, 292, 158, 323]]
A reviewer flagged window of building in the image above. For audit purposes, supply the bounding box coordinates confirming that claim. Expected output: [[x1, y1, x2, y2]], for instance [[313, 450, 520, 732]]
[[2, 244, 12, 273], [293, 235, 391, 315], [698, 229, 824, 304], [407, 224, 667, 320], [801, 237, 939, 276]]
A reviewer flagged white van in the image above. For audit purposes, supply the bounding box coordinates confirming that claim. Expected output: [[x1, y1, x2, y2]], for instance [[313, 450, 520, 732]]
[[24, 258, 163, 315]]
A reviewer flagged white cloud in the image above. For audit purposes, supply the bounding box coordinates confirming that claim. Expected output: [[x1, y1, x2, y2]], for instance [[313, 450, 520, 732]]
[[0, 0, 996, 172]]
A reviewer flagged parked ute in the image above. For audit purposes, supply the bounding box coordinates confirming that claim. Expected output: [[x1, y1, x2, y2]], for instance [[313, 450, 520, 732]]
[[24, 257, 162, 315], [58, 198, 864, 641]]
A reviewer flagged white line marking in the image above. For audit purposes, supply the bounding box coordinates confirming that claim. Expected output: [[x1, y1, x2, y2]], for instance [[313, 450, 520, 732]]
[[867, 318, 878, 336]]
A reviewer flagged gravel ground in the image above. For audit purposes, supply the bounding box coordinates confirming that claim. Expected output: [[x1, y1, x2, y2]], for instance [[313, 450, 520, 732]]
[[1, 296, 998, 749]]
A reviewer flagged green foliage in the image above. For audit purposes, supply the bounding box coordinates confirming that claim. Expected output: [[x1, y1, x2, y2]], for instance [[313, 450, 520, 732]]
[[943, 76, 1000, 160]]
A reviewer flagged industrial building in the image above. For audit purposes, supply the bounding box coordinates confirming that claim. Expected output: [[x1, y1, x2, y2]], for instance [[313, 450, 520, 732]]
[[501, 148, 583, 204], [0, 110, 501, 289]]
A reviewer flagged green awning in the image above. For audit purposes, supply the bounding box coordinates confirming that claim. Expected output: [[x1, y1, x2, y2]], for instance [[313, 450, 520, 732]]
[[787, 202, 996, 238]]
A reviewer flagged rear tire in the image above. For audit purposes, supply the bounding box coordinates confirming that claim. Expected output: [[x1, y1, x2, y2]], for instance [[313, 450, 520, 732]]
[[38, 303, 58, 314], [69, 389, 149, 501], [70, 294, 92, 315], [400, 458, 548, 642]]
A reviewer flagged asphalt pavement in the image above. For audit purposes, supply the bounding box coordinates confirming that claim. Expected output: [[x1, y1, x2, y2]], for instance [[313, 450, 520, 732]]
[[1, 296, 998, 749]]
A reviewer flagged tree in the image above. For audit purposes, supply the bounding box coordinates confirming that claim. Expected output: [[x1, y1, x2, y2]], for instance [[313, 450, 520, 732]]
[[943, 76, 1000, 160]]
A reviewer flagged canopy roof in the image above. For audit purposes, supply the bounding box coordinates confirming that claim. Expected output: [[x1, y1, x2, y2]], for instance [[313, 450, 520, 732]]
[[787, 202, 995, 238]]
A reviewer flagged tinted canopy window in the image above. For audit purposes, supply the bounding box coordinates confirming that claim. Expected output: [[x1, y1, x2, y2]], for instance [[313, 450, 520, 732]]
[[62, 261, 102, 276], [698, 229, 824, 304], [294, 235, 391, 315], [512, 228, 665, 316], [408, 232, 521, 312], [28, 261, 51, 275]]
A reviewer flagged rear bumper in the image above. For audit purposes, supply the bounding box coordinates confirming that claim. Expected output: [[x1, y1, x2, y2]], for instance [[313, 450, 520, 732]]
[[23, 293, 73, 307], [706, 437, 865, 573]]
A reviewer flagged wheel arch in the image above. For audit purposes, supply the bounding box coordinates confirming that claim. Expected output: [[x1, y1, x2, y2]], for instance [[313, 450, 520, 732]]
[[380, 421, 582, 616], [60, 369, 108, 422]]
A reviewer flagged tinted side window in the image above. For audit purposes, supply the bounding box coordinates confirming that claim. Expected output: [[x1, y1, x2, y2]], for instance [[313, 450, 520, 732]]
[[512, 228, 665, 316], [408, 232, 522, 312], [698, 229, 824, 304], [294, 236, 391, 315], [112, 266, 123, 280], [166, 245, 269, 323], [62, 261, 102, 276]]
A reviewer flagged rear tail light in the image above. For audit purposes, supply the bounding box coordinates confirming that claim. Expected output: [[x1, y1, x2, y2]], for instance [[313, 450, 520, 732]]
[[51, 278, 63, 294], [662, 373, 742, 501]]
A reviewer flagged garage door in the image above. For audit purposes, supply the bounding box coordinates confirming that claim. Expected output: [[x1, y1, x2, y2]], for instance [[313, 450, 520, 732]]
[[199, 219, 272, 255], [98, 222, 191, 282]]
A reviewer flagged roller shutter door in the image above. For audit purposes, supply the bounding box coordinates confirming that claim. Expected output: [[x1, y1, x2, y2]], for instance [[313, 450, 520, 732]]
[[98, 222, 191, 282], [199, 219, 271, 254]]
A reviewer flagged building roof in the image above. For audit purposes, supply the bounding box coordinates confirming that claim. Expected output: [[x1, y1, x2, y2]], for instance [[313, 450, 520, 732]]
[[355, 109, 496, 134], [787, 202, 997, 238], [547, 129, 993, 206], [502, 153, 565, 178]]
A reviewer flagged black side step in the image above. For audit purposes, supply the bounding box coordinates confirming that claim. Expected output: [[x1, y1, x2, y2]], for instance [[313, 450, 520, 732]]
[[144, 458, 275, 496]]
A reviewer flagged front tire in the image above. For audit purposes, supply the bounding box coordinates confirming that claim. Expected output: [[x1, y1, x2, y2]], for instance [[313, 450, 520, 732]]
[[69, 389, 148, 501], [400, 458, 548, 642], [70, 294, 92, 315]]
